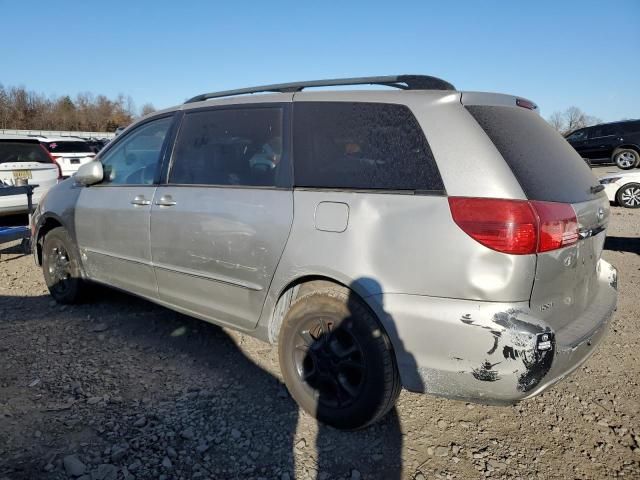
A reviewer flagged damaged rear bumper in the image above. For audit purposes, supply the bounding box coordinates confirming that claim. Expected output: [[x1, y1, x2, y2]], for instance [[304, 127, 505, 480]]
[[367, 259, 617, 404]]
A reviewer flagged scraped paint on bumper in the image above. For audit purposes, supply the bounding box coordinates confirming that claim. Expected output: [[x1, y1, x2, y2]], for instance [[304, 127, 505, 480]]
[[367, 259, 617, 404]]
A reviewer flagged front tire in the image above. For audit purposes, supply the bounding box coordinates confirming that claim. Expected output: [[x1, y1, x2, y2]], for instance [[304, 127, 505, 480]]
[[616, 183, 640, 208], [278, 284, 401, 430], [613, 149, 639, 170], [42, 227, 86, 304]]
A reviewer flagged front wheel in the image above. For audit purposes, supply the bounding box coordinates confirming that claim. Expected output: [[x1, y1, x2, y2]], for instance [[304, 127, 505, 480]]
[[616, 183, 640, 208], [278, 284, 401, 430], [613, 149, 639, 170], [42, 227, 86, 304]]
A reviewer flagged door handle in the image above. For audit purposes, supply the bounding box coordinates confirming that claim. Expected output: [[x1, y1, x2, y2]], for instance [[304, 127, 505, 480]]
[[155, 195, 177, 207], [130, 195, 151, 206]]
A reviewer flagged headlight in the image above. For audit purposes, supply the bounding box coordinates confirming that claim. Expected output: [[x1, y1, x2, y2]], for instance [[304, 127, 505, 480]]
[[599, 177, 621, 184]]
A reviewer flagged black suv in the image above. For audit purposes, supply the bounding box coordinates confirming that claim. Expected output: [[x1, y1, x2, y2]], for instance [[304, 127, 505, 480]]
[[565, 119, 640, 169]]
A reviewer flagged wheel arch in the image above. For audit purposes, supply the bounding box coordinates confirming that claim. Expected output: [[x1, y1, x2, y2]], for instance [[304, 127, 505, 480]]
[[34, 214, 65, 266], [612, 145, 640, 161], [265, 273, 387, 345]]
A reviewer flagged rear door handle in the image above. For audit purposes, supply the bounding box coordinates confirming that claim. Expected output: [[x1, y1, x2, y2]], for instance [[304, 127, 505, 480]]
[[155, 195, 177, 207], [130, 195, 151, 206]]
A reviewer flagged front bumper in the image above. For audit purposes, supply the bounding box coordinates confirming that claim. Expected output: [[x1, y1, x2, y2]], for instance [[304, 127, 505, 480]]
[[367, 259, 617, 404], [602, 183, 619, 203]]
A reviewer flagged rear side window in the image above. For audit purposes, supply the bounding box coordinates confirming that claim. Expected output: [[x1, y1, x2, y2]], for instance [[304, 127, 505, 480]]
[[590, 124, 617, 138], [467, 105, 598, 204], [44, 141, 93, 153], [622, 121, 640, 134], [0, 142, 52, 164], [170, 107, 284, 187], [293, 102, 444, 192]]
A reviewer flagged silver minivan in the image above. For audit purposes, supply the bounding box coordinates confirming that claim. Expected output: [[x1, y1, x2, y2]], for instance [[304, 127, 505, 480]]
[[32, 75, 618, 429]]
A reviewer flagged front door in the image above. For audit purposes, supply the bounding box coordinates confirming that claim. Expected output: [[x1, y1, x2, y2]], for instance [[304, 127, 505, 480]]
[[582, 124, 619, 160], [150, 105, 293, 329], [75, 115, 174, 299]]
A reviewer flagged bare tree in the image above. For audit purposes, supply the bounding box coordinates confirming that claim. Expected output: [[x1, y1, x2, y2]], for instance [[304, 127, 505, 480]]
[[140, 103, 156, 117], [547, 106, 602, 135], [548, 111, 565, 133]]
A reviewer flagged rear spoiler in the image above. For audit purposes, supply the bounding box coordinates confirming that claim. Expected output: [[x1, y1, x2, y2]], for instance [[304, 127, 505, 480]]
[[461, 92, 539, 114], [0, 138, 41, 144]]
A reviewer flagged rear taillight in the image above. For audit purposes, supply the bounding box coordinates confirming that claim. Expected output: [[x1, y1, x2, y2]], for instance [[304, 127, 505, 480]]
[[448, 197, 578, 255], [41, 145, 63, 179], [531, 200, 579, 252]]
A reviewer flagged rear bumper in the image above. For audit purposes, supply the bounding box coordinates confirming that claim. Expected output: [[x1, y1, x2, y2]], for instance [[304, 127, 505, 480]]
[[0, 189, 47, 216], [367, 259, 617, 404]]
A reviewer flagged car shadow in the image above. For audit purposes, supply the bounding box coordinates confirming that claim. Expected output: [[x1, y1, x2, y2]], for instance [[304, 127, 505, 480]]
[[309, 280, 417, 480], [604, 236, 640, 255], [0, 279, 416, 479]]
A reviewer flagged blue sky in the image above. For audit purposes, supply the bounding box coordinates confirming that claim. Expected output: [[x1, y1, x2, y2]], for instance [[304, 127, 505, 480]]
[[1, 0, 638, 121]]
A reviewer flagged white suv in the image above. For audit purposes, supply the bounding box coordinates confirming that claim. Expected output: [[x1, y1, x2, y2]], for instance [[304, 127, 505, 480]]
[[36, 137, 96, 178]]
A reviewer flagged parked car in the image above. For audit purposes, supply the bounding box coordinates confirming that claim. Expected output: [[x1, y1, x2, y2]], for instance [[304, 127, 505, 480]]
[[0, 136, 60, 216], [565, 119, 640, 169], [599, 171, 640, 208], [85, 138, 110, 154], [36, 137, 96, 178], [32, 75, 618, 429]]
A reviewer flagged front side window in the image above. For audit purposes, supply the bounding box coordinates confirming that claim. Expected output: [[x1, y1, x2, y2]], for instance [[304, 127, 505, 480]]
[[293, 102, 444, 192], [169, 107, 284, 187], [100, 116, 172, 185], [566, 129, 587, 141]]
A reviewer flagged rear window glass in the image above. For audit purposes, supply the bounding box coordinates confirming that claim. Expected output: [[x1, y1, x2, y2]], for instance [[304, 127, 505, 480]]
[[0, 142, 52, 164], [44, 141, 93, 153], [293, 102, 444, 192], [466, 105, 598, 204]]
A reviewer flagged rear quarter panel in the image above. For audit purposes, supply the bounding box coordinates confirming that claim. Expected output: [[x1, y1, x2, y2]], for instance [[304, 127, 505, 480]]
[[257, 190, 537, 339]]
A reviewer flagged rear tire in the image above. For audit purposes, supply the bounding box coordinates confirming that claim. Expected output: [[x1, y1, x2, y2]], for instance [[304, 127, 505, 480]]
[[616, 183, 640, 209], [613, 149, 639, 170], [42, 227, 86, 304], [278, 284, 401, 430]]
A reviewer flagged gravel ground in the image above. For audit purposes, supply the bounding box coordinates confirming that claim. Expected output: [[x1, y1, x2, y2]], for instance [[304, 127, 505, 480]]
[[1, 167, 638, 480]]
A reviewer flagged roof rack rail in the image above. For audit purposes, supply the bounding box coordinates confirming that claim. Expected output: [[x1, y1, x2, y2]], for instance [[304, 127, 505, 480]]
[[184, 74, 455, 104]]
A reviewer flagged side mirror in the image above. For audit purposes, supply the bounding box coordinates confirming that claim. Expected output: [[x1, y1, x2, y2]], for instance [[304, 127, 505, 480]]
[[75, 161, 104, 186]]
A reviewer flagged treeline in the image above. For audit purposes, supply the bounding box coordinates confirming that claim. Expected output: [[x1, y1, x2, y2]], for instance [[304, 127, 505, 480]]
[[0, 84, 156, 133]]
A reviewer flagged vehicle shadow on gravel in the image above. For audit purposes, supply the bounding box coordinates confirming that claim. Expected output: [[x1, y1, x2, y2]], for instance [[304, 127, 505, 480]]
[[0, 284, 409, 479], [604, 236, 640, 255]]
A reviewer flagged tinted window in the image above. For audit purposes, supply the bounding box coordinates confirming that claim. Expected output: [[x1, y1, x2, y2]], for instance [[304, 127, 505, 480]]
[[590, 124, 618, 138], [622, 121, 640, 134], [566, 129, 587, 141], [293, 102, 444, 192], [170, 107, 284, 187], [44, 141, 93, 153], [100, 116, 172, 185], [467, 105, 598, 204], [0, 142, 52, 164]]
